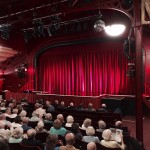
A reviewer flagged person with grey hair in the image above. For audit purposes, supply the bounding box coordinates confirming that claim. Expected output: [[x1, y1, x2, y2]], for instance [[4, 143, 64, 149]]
[[96, 120, 106, 132], [29, 111, 40, 122], [10, 108, 18, 118], [82, 126, 100, 143], [101, 129, 126, 150], [57, 114, 65, 127], [80, 118, 92, 130], [60, 133, 79, 150], [43, 113, 53, 125], [22, 117, 32, 132], [9, 127, 23, 143], [87, 142, 97, 150], [65, 115, 74, 127]]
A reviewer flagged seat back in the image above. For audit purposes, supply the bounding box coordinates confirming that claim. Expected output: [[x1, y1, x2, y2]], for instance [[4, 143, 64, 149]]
[[9, 143, 21, 150], [20, 143, 42, 150], [96, 143, 121, 150], [28, 121, 38, 128], [74, 139, 87, 149], [35, 132, 49, 143]]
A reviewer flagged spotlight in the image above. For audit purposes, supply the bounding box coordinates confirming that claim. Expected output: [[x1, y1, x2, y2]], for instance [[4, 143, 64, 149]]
[[0, 24, 12, 40], [33, 19, 45, 37], [49, 16, 61, 34], [23, 31, 32, 43]]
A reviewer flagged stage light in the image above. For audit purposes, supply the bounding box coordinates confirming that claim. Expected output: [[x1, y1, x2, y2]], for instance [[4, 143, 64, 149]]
[[33, 19, 45, 37], [0, 24, 12, 40], [105, 24, 126, 36]]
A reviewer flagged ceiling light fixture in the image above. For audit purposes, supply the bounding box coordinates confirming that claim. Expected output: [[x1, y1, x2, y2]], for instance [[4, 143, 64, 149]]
[[105, 24, 126, 36]]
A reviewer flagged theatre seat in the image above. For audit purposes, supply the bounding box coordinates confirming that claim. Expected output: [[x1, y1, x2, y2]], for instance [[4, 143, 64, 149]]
[[96, 143, 121, 150], [35, 132, 49, 143], [20, 143, 42, 150], [9, 143, 21, 150]]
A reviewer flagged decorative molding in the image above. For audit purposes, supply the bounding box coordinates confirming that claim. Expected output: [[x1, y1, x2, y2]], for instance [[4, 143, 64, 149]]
[[141, 0, 150, 24]]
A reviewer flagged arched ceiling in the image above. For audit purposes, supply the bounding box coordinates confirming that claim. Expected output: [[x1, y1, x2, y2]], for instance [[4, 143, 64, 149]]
[[0, 0, 133, 63]]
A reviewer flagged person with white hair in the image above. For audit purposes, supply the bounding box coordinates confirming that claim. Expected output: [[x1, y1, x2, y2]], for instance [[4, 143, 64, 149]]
[[19, 110, 27, 118], [65, 115, 74, 127], [35, 121, 47, 133], [87, 142, 97, 150], [101, 129, 126, 150], [9, 127, 23, 143], [35, 104, 46, 118], [96, 120, 106, 132], [82, 126, 100, 143]]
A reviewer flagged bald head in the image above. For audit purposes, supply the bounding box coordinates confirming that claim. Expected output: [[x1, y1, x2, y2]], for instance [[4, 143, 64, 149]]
[[27, 129, 36, 139], [65, 133, 75, 145], [87, 142, 96, 150]]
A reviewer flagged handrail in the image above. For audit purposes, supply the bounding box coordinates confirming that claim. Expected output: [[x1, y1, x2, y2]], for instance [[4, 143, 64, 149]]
[[18, 80, 34, 92]]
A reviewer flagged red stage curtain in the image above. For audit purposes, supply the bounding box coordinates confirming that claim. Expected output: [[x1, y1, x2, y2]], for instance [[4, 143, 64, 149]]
[[36, 41, 132, 96]]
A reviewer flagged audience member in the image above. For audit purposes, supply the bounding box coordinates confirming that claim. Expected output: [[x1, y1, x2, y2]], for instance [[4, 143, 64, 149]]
[[82, 126, 100, 143], [43, 113, 53, 126], [59, 133, 79, 150], [70, 123, 83, 140], [96, 120, 106, 132], [76, 103, 85, 111], [21, 117, 32, 132], [80, 118, 92, 130], [50, 119, 67, 136], [35, 121, 47, 133], [67, 102, 76, 110], [10, 108, 18, 118], [21, 128, 44, 149], [35, 104, 46, 118], [57, 114, 65, 127], [59, 101, 67, 109], [11, 116, 22, 129], [65, 115, 74, 127], [87, 142, 97, 150], [9, 127, 23, 143], [45, 101, 55, 112], [86, 103, 96, 112], [52, 100, 59, 109], [29, 111, 40, 122], [101, 129, 126, 150], [45, 134, 60, 150], [98, 103, 107, 112]]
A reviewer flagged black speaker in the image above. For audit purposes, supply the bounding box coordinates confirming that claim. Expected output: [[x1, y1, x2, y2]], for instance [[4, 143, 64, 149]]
[[123, 39, 135, 59]]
